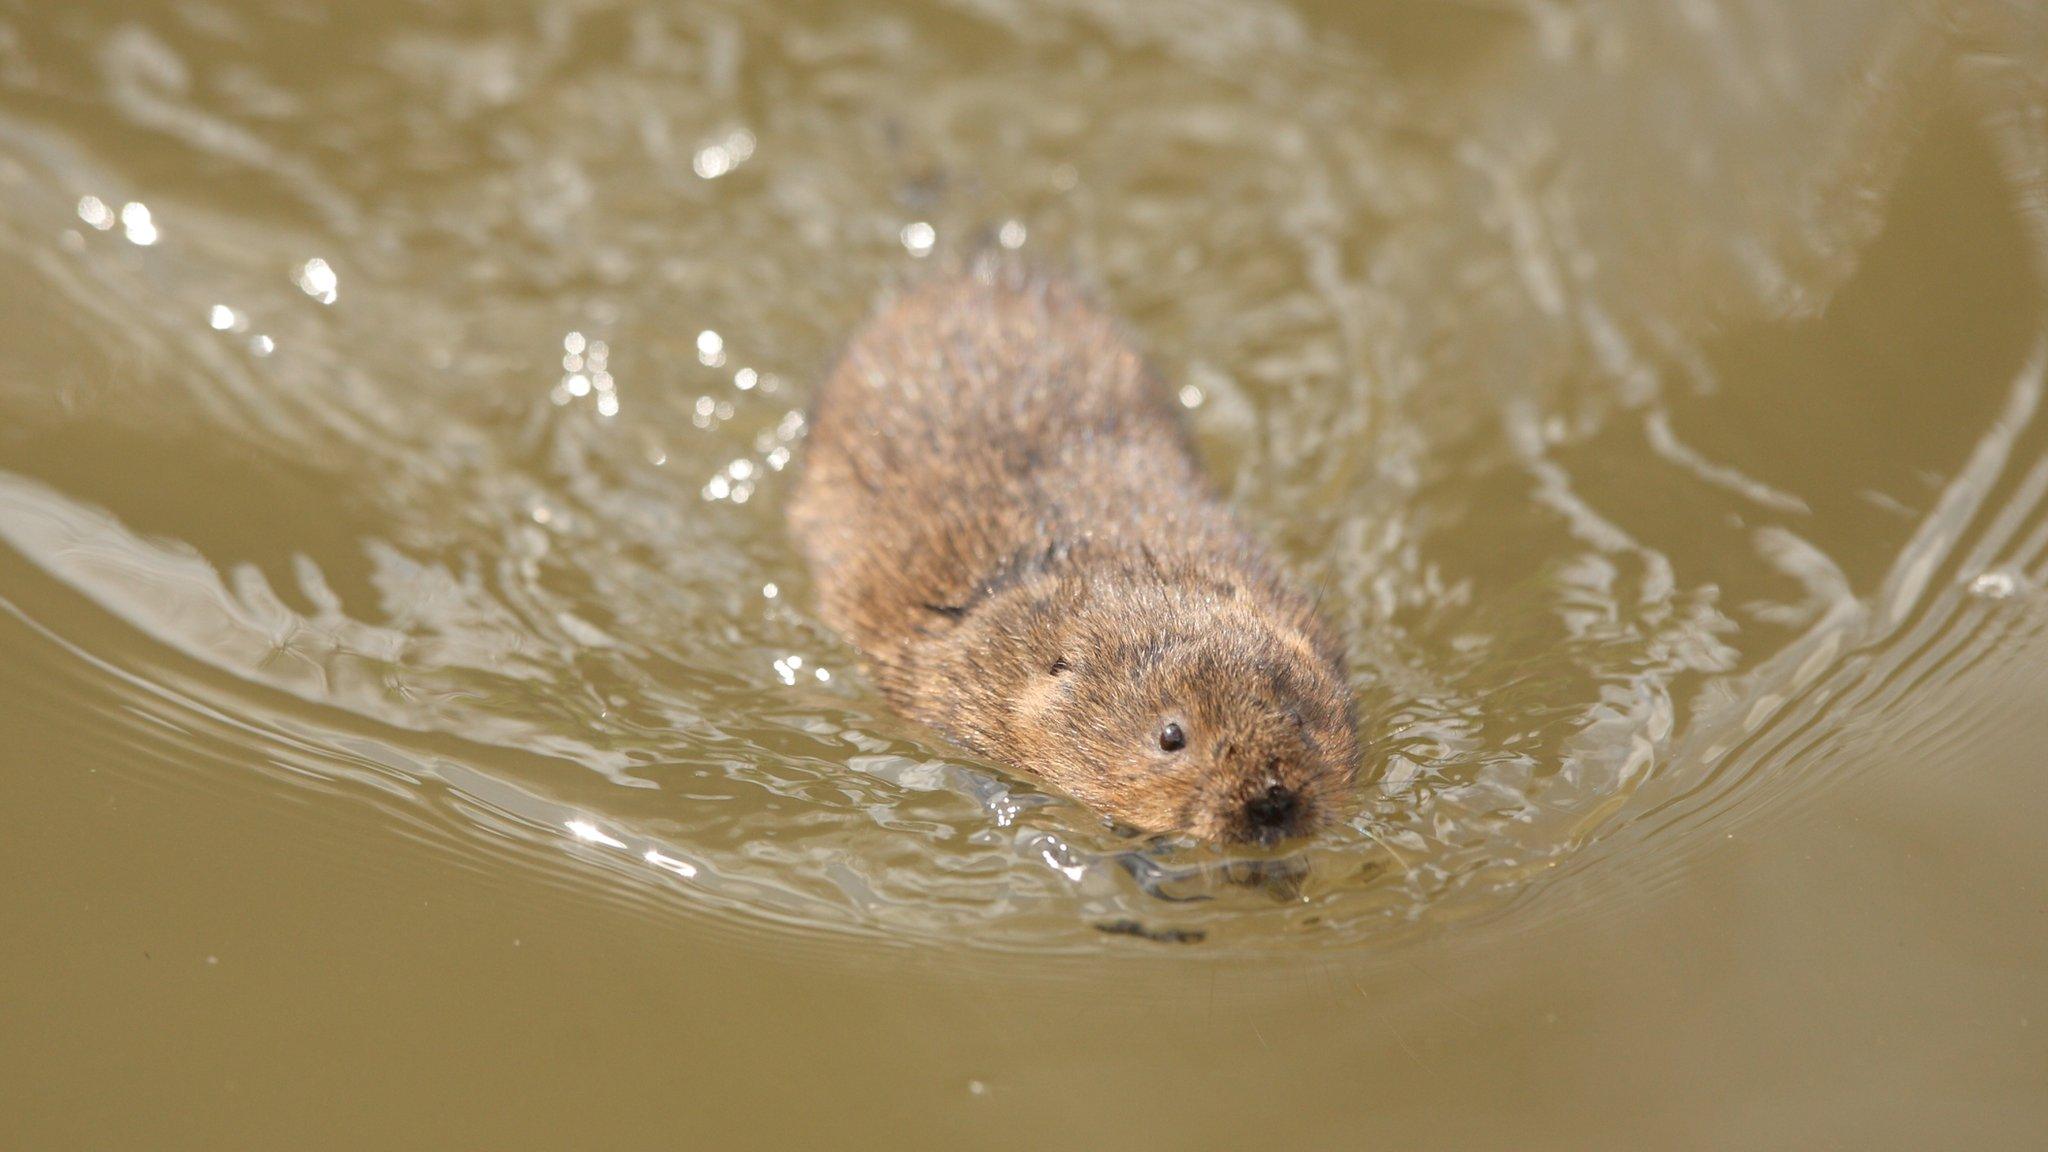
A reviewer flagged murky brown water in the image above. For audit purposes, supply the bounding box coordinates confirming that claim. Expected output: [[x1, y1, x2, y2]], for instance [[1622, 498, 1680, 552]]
[[3, 0, 2046, 1146]]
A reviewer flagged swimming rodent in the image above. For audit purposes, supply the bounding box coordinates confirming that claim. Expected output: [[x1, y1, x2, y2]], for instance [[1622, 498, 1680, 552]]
[[788, 269, 1359, 845]]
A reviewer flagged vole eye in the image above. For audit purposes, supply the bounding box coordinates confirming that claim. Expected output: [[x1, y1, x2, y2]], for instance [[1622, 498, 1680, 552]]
[[1050, 658, 1070, 675], [1158, 722, 1186, 753]]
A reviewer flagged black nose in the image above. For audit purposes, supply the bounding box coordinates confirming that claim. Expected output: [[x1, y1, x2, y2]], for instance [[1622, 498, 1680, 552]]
[[1243, 784, 1300, 841]]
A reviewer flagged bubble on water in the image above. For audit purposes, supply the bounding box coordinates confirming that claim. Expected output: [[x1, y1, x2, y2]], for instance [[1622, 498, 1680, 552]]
[[1023, 831, 1088, 883]]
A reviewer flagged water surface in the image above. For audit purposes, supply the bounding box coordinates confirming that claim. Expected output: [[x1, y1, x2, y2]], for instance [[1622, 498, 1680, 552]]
[[2, 0, 2046, 1146]]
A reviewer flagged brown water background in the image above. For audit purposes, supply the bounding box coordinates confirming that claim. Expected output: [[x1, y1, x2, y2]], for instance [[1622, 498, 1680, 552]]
[[2, 0, 2046, 1147]]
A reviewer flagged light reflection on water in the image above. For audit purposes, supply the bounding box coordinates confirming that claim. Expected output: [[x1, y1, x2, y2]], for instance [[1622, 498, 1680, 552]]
[[0, 0, 2042, 959]]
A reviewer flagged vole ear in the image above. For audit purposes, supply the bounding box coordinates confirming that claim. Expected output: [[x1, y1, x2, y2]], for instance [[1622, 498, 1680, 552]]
[[1266, 590, 1348, 672], [1303, 624, 1350, 672]]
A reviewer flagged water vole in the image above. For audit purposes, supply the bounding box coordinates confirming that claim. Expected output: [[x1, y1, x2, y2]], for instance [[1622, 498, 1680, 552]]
[[789, 270, 1358, 844]]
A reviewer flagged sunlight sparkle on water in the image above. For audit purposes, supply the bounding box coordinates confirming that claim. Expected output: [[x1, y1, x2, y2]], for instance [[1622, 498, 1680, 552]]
[[76, 196, 114, 230], [208, 305, 236, 331], [901, 221, 936, 257], [119, 202, 157, 246], [697, 329, 725, 366], [999, 220, 1027, 249], [692, 129, 756, 180], [694, 147, 733, 179], [1968, 571, 2027, 600], [294, 258, 339, 304], [643, 848, 699, 879], [565, 819, 627, 849], [553, 332, 619, 411]]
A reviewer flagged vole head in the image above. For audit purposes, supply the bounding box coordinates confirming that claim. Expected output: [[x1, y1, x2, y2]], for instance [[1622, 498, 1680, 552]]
[[1001, 574, 1359, 845]]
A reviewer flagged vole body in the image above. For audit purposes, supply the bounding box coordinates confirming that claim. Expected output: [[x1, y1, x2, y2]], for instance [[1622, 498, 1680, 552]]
[[789, 271, 1357, 844]]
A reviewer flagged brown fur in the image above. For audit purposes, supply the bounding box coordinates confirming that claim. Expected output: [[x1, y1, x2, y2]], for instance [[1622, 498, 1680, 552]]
[[788, 270, 1358, 843]]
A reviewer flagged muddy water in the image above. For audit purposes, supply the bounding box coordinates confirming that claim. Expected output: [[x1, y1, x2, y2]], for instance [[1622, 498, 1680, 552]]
[[2, 0, 2046, 1146]]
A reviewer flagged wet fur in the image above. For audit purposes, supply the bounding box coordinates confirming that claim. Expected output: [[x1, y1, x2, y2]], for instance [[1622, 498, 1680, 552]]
[[789, 270, 1358, 842]]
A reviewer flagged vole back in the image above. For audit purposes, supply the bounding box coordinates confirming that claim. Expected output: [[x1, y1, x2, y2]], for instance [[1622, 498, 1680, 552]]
[[790, 270, 1358, 844]]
